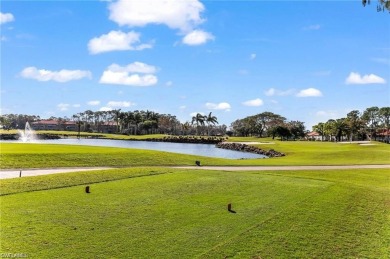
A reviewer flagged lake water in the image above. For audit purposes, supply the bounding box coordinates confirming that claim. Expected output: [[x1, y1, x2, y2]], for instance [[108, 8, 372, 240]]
[[7, 139, 266, 159]]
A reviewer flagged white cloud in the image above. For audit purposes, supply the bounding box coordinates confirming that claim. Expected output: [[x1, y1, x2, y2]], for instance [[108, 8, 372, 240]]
[[107, 62, 157, 74], [205, 102, 231, 111], [20, 67, 92, 83], [88, 100, 101, 106], [88, 30, 152, 54], [109, 0, 205, 32], [182, 30, 214, 45], [99, 107, 112, 112], [57, 103, 70, 111], [303, 24, 321, 30], [242, 98, 263, 107], [345, 72, 386, 84], [73, 104, 81, 108], [99, 62, 158, 86], [265, 88, 295, 96], [296, 88, 323, 97], [250, 53, 256, 60], [179, 105, 186, 110], [1, 36, 7, 41], [0, 12, 14, 24], [107, 101, 135, 108]]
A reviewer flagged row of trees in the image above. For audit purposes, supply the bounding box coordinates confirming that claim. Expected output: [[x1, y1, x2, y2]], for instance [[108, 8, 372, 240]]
[[229, 112, 306, 140], [312, 107, 390, 142], [0, 110, 226, 136]]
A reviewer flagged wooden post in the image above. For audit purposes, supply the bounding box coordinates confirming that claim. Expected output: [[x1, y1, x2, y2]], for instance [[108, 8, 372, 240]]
[[85, 186, 90, 193], [19, 170, 22, 177]]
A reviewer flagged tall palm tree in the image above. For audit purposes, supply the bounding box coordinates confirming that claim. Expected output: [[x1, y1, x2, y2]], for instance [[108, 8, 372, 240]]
[[205, 112, 218, 136], [191, 113, 205, 136], [112, 109, 122, 133]]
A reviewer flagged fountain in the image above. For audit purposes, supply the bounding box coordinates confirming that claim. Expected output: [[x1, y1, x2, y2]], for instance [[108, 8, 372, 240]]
[[18, 122, 37, 142]]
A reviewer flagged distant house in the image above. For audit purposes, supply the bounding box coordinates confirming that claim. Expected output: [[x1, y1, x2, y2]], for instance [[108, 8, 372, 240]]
[[377, 129, 390, 143], [100, 121, 117, 133], [306, 131, 322, 141], [31, 120, 77, 131], [31, 120, 60, 130], [63, 121, 77, 131]]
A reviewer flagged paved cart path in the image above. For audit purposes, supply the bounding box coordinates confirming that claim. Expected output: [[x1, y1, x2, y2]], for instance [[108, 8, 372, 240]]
[[0, 167, 113, 179], [1, 164, 390, 179]]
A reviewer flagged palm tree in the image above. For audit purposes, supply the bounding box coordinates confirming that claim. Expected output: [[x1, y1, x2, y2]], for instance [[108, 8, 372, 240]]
[[191, 113, 206, 136], [312, 122, 325, 141], [205, 112, 218, 136], [112, 109, 122, 133]]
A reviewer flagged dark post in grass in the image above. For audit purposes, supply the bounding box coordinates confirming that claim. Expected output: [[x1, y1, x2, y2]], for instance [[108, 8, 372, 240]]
[[195, 160, 201, 166], [228, 203, 236, 213], [19, 170, 22, 177], [85, 186, 90, 193]]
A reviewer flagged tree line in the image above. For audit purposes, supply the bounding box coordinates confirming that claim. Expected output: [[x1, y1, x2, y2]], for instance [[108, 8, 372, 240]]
[[229, 112, 306, 141], [312, 107, 390, 142], [1, 106, 389, 142], [0, 110, 226, 136]]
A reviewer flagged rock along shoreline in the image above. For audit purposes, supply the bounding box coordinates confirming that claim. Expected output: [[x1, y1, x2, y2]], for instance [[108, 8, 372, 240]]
[[215, 142, 285, 158]]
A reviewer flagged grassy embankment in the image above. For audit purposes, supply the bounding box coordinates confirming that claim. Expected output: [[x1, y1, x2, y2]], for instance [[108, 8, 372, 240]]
[[1, 138, 389, 257], [1, 139, 389, 169], [1, 167, 389, 258]]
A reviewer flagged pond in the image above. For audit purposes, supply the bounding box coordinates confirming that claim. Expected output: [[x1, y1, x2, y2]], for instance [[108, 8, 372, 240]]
[[8, 139, 266, 159]]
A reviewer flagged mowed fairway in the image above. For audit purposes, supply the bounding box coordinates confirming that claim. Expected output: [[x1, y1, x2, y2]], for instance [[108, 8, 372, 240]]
[[1, 140, 390, 168], [1, 168, 389, 258]]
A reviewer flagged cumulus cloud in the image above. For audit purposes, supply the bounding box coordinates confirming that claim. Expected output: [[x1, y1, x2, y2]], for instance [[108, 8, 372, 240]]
[[88, 30, 152, 54], [296, 88, 323, 97], [265, 88, 295, 96], [99, 62, 158, 86], [242, 98, 263, 107], [57, 103, 70, 111], [108, 0, 213, 46], [88, 100, 101, 106], [205, 102, 231, 111], [107, 101, 135, 108], [0, 12, 14, 24], [345, 72, 386, 84], [182, 30, 214, 45], [99, 101, 135, 111], [109, 0, 205, 32], [20, 67, 92, 82]]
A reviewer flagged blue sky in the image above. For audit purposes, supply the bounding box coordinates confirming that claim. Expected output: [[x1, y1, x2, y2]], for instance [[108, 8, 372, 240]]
[[1, 0, 389, 129]]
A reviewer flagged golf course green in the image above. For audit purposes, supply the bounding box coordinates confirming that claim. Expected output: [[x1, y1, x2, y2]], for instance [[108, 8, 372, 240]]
[[0, 140, 389, 258]]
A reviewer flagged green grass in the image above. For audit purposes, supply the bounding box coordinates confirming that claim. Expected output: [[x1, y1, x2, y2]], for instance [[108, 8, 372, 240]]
[[1, 140, 389, 169], [1, 168, 389, 258]]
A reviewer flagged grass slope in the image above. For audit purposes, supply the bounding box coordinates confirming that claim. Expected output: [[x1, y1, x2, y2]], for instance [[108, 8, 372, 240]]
[[1, 168, 389, 258], [1, 140, 389, 169]]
